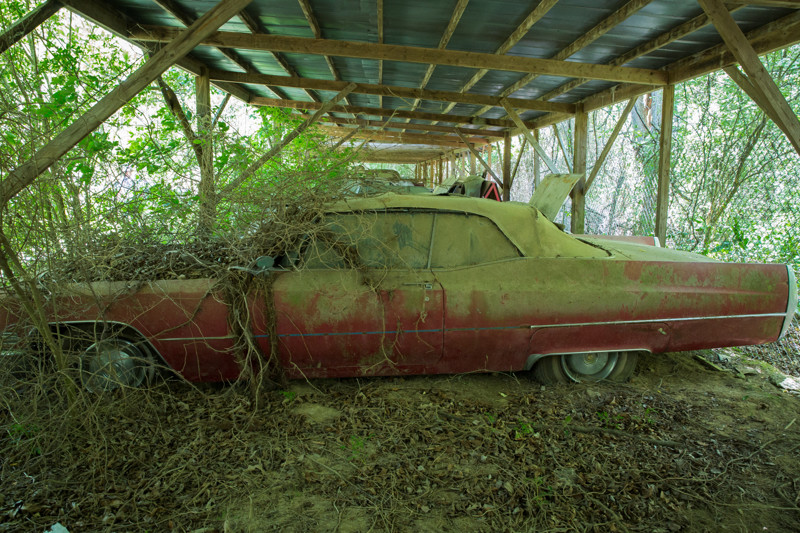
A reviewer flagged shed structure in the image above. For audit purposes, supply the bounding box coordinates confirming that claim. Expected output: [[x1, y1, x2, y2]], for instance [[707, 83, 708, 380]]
[[2, 0, 800, 241]]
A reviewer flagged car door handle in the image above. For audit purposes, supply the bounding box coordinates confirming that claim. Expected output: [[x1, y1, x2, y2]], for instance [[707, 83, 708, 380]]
[[403, 282, 434, 290]]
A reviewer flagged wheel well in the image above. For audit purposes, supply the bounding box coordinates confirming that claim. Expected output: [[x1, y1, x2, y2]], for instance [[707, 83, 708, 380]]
[[47, 321, 166, 366], [524, 349, 652, 371]]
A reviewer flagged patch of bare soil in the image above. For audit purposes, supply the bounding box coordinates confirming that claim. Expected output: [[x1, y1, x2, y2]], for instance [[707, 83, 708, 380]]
[[2, 351, 800, 532]]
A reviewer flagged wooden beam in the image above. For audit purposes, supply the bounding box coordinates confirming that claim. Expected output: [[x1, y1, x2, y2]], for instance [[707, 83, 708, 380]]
[[570, 106, 587, 234], [209, 70, 575, 113], [553, 122, 572, 173], [415, 0, 469, 93], [727, 1, 800, 7], [0, 0, 62, 55], [699, 0, 800, 156], [581, 10, 800, 113], [437, 0, 559, 118], [456, 131, 501, 184], [220, 82, 354, 196], [196, 67, 215, 233], [0, 0, 254, 207], [724, 65, 789, 134], [655, 85, 675, 246], [585, 97, 637, 192], [300, 114, 506, 137], [501, 98, 560, 174], [377, 0, 384, 108], [131, 27, 669, 85], [318, 126, 485, 148], [296, 0, 351, 105], [251, 96, 533, 129], [502, 132, 511, 201]]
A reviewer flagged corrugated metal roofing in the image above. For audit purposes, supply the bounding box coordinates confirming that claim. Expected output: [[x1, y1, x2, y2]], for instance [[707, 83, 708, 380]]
[[55, 0, 800, 160]]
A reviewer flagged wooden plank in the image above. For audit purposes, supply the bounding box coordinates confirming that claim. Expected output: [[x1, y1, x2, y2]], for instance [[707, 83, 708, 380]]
[[209, 70, 575, 113], [377, 0, 384, 108], [0, 0, 62, 55], [529, 173, 584, 221], [502, 132, 511, 201], [456, 131, 501, 184], [570, 107, 588, 234], [131, 27, 669, 85], [300, 114, 507, 137], [699, 0, 800, 155], [251, 96, 533, 129], [500, 99, 560, 174], [318, 126, 482, 147], [0, 0, 254, 207], [655, 85, 675, 246], [220, 82, 354, 196], [585, 97, 637, 192]]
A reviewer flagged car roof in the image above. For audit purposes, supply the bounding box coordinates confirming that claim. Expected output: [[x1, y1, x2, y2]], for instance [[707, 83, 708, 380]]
[[328, 193, 607, 259]]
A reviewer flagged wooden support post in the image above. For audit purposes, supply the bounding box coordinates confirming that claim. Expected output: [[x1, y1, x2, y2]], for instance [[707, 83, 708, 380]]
[[438, 158, 443, 185], [585, 97, 637, 193], [700, 0, 800, 156], [196, 67, 215, 233], [532, 130, 540, 189], [655, 85, 675, 246], [502, 132, 511, 201], [500, 99, 560, 174], [469, 149, 477, 175], [570, 106, 587, 234], [0, 0, 62, 55], [456, 131, 501, 184], [0, 0, 254, 207]]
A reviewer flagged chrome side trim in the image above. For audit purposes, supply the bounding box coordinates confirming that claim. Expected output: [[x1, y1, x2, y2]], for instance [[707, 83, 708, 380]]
[[780, 266, 798, 340], [527, 312, 786, 330]]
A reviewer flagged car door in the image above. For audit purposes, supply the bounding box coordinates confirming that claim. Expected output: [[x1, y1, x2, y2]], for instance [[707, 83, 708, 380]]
[[264, 210, 444, 377], [429, 212, 532, 373]]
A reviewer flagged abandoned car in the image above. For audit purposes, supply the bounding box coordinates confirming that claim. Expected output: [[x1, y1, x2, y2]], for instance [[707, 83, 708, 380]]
[[1, 194, 796, 390]]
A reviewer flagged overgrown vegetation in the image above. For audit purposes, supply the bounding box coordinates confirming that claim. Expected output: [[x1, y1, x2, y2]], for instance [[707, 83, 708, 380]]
[[1, 2, 800, 531]]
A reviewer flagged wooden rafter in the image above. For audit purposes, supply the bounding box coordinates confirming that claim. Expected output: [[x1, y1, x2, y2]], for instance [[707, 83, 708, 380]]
[[296, 0, 351, 106], [437, 0, 560, 118], [250, 97, 535, 129], [130, 27, 669, 85], [0, 0, 62, 55], [0, 0, 254, 206], [236, 6, 323, 104], [60, 0, 259, 103], [485, 0, 653, 120], [300, 115, 506, 138], [320, 127, 485, 148], [151, 0, 289, 100], [377, 0, 384, 108], [208, 70, 575, 113], [699, 0, 800, 155], [580, 10, 800, 113], [537, 5, 744, 103], [408, 0, 469, 116]]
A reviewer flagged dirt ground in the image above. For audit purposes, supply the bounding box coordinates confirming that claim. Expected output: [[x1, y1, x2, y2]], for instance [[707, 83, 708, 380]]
[[2, 350, 800, 532]]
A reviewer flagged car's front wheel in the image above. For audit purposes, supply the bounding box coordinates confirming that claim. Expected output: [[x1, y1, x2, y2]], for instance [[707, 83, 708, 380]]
[[80, 337, 156, 392], [533, 351, 638, 384]]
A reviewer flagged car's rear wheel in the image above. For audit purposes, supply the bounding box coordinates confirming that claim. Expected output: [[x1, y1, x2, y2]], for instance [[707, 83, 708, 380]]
[[80, 337, 156, 392], [533, 351, 638, 384]]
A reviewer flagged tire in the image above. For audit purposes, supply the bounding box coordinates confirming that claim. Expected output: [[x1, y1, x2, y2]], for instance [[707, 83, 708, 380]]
[[533, 351, 639, 385], [79, 336, 156, 392]]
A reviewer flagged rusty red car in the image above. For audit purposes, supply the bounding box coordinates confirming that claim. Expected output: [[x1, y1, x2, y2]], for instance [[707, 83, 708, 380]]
[[1, 194, 796, 390]]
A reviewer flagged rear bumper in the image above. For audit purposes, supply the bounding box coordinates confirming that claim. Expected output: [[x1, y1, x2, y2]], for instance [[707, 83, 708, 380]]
[[780, 266, 798, 340]]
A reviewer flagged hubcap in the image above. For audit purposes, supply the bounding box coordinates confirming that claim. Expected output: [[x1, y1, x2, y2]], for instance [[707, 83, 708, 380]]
[[81, 340, 150, 392], [561, 352, 619, 382]]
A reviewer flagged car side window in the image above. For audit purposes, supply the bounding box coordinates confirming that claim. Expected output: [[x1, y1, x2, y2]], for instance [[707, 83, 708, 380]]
[[430, 213, 520, 268], [302, 211, 434, 270]]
